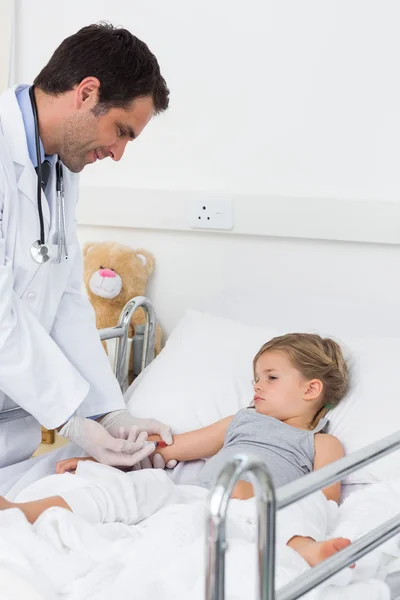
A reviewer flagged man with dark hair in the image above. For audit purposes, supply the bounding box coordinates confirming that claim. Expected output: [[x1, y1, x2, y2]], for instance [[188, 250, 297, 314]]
[[32, 22, 169, 174], [0, 23, 172, 491]]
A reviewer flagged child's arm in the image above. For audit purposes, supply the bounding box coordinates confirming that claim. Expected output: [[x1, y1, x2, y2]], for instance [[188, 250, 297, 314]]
[[56, 415, 234, 474], [149, 416, 234, 463], [314, 433, 345, 503]]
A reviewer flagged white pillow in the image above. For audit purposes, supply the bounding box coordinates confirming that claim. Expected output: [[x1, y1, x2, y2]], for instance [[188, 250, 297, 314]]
[[125, 309, 400, 484], [126, 309, 279, 432], [325, 336, 400, 484]]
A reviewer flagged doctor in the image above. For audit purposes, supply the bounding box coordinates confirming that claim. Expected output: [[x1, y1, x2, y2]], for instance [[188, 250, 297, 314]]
[[0, 22, 172, 491]]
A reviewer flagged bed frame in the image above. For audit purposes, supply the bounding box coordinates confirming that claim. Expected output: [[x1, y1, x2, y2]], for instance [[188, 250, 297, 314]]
[[206, 432, 400, 599], [0, 295, 157, 424]]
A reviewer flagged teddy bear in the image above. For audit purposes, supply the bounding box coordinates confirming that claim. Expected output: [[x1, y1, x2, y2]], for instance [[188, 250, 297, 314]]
[[82, 241, 162, 380]]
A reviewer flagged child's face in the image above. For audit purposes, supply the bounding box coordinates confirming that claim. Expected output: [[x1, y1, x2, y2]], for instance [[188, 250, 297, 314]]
[[253, 350, 320, 421]]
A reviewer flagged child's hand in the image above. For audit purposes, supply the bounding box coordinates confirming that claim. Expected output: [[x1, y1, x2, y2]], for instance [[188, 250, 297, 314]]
[[231, 480, 254, 500], [56, 456, 97, 474]]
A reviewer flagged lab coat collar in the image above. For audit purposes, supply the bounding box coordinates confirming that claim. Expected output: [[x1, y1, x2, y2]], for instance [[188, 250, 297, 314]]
[[15, 84, 47, 168], [0, 86, 50, 227]]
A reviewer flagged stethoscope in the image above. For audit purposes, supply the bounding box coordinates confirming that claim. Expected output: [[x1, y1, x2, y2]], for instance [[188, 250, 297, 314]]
[[28, 85, 68, 264]]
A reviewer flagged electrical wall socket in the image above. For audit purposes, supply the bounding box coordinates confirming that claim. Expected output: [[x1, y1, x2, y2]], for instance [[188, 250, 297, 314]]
[[189, 198, 234, 230]]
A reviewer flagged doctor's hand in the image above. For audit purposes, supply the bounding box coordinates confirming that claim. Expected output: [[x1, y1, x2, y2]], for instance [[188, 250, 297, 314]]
[[98, 409, 173, 446], [130, 443, 178, 470], [146, 453, 178, 470], [129, 433, 177, 470], [58, 416, 156, 467], [98, 410, 176, 470]]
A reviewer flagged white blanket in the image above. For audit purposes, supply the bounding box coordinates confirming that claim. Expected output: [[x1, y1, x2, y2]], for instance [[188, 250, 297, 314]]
[[1, 464, 400, 600]]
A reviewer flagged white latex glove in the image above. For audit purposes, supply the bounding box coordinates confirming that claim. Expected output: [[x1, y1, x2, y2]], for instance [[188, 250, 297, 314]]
[[98, 409, 173, 445], [108, 426, 177, 470], [98, 409, 177, 470], [133, 453, 178, 470], [59, 416, 156, 467]]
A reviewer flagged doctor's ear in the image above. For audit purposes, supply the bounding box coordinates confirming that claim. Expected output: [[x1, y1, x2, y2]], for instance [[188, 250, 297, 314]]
[[74, 77, 100, 110]]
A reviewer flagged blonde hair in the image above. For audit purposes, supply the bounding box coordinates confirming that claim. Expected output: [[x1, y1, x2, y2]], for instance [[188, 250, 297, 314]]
[[253, 333, 349, 429]]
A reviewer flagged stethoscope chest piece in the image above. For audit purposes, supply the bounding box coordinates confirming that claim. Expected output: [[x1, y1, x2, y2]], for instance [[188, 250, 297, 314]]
[[30, 240, 51, 264]]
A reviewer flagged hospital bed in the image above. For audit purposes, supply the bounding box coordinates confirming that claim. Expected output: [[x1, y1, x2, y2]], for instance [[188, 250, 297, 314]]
[[0, 295, 157, 424], [123, 306, 400, 600], [1, 299, 400, 600]]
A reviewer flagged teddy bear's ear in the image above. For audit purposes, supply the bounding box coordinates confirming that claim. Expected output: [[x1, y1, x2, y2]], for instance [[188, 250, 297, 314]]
[[135, 249, 155, 275], [83, 242, 98, 258]]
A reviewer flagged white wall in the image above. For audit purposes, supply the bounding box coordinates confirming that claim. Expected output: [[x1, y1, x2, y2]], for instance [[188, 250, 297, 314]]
[[11, 1, 400, 337], [13, 0, 400, 201], [77, 223, 400, 339]]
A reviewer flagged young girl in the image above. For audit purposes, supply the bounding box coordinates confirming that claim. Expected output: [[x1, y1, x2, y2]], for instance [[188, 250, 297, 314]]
[[0, 333, 351, 569]]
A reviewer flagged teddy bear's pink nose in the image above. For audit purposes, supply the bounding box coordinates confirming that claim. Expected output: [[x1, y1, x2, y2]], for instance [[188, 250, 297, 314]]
[[99, 268, 116, 278]]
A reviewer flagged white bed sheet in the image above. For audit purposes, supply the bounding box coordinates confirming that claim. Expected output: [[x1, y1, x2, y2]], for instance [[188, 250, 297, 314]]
[[0, 461, 398, 600], [0, 448, 399, 599]]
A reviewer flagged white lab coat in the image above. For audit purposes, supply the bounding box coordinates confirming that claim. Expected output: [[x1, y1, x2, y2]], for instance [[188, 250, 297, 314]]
[[0, 86, 125, 487]]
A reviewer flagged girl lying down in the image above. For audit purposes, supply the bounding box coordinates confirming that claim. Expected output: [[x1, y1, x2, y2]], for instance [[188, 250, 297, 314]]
[[0, 333, 353, 570]]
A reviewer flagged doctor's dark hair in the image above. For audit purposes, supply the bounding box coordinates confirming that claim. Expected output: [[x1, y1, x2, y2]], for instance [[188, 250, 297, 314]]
[[252, 333, 349, 429], [33, 22, 169, 114]]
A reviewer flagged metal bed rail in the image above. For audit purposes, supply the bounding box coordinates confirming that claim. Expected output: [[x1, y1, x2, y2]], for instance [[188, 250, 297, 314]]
[[99, 295, 156, 393], [0, 295, 156, 424], [206, 429, 400, 600]]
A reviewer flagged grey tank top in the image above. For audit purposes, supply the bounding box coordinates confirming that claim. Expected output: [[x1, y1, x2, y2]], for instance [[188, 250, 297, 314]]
[[197, 408, 328, 490]]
